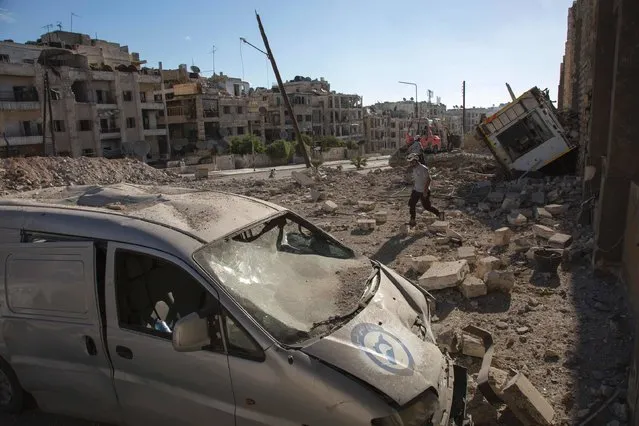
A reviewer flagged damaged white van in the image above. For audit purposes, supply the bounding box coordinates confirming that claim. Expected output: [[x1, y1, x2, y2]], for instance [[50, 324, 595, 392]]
[[0, 184, 472, 425]]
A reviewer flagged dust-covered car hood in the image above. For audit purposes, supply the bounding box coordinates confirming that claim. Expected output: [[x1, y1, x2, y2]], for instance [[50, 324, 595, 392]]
[[302, 265, 445, 405]]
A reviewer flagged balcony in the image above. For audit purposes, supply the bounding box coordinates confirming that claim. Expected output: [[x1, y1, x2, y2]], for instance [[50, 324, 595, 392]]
[[0, 62, 36, 77], [143, 127, 167, 136], [100, 127, 121, 138], [139, 74, 161, 84], [0, 90, 40, 111], [140, 102, 164, 110], [3, 130, 43, 146]]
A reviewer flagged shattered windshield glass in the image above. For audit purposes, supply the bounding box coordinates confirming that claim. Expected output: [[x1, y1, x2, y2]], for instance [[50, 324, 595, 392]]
[[193, 212, 374, 345]]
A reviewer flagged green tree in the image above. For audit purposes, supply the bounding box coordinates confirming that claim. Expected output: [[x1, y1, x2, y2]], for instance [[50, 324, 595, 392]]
[[265, 139, 294, 160], [229, 135, 265, 155]]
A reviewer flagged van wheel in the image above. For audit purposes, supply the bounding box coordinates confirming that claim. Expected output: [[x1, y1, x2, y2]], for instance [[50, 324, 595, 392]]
[[0, 358, 24, 413], [433, 146, 439, 154]]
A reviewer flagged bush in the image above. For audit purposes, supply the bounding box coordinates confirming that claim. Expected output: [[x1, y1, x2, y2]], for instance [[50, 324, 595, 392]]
[[229, 135, 265, 156], [266, 139, 294, 160], [316, 136, 344, 150], [345, 140, 359, 150], [350, 155, 368, 170]]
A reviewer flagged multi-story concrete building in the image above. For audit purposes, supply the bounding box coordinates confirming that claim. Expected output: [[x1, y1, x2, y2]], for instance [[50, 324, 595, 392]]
[[0, 31, 167, 159], [363, 111, 409, 153]]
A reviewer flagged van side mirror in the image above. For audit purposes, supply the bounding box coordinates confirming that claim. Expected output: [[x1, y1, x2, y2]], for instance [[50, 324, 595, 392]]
[[172, 312, 209, 352]]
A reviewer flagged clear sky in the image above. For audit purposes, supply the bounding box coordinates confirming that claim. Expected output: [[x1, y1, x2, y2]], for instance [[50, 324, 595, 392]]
[[0, 0, 573, 108]]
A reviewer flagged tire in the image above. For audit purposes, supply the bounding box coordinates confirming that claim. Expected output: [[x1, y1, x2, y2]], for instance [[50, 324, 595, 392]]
[[433, 145, 439, 154], [0, 357, 24, 414]]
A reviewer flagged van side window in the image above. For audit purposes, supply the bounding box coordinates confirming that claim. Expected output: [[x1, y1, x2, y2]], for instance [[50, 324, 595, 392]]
[[114, 250, 223, 352], [223, 311, 264, 361]]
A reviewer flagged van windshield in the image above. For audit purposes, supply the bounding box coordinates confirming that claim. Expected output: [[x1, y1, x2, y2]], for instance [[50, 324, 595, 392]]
[[193, 212, 374, 345]]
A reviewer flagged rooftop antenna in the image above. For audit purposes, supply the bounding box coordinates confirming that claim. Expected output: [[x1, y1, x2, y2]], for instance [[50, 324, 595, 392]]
[[56, 21, 62, 31], [70, 12, 80, 33], [41, 24, 53, 43], [209, 45, 217, 76]]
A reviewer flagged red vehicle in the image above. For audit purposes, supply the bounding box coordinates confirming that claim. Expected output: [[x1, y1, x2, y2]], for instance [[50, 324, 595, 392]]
[[404, 119, 444, 153]]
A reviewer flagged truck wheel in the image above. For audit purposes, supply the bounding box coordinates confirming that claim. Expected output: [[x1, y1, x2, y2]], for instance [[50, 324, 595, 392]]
[[433, 145, 439, 154], [0, 357, 24, 413]]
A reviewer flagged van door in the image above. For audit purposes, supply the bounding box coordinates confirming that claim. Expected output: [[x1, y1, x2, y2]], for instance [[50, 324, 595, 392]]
[[104, 242, 235, 426], [0, 242, 120, 423]]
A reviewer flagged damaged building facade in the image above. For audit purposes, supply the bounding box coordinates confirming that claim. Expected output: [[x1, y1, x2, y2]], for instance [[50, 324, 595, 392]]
[[0, 31, 167, 159], [557, 0, 639, 421]]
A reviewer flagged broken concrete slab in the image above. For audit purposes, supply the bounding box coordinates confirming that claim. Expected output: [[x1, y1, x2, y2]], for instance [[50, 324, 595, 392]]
[[547, 189, 561, 203], [478, 202, 491, 212], [357, 200, 376, 211], [487, 191, 505, 203], [310, 188, 325, 202], [460, 276, 487, 299], [534, 206, 553, 220], [461, 332, 486, 358], [407, 255, 439, 274], [321, 200, 338, 213], [356, 219, 376, 231], [548, 232, 573, 248], [493, 227, 513, 246], [501, 197, 521, 210], [512, 237, 535, 252], [374, 211, 387, 224], [500, 372, 555, 426], [531, 191, 545, 205], [485, 270, 515, 293], [533, 224, 556, 239], [507, 212, 527, 226], [457, 246, 477, 264], [435, 237, 450, 245], [429, 220, 449, 233], [475, 256, 501, 278], [418, 260, 470, 290], [436, 326, 461, 353], [291, 170, 315, 187], [517, 208, 534, 219], [545, 204, 569, 215]]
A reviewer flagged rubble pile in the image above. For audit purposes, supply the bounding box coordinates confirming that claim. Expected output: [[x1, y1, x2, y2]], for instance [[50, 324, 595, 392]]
[[0, 157, 178, 193]]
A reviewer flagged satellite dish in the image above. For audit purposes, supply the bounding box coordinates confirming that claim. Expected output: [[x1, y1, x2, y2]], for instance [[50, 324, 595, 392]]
[[131, 140, 151, 162], [191, 65, 200, 73]]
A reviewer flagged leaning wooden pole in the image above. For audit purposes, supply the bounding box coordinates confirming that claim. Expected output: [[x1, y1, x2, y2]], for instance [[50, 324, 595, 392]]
[[256, 12, 311, 168], [45, 71, 57, 156]]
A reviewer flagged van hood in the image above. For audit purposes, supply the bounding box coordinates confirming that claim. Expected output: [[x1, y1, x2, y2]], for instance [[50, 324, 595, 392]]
[[302, 266, 445, 405]]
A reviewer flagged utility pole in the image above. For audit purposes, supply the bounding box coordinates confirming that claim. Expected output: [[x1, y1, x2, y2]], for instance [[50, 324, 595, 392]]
[[462, 81, 466, 136], [159, 62, 171, 159], [45, 71, 56, 155], [255, 12, 311, 168], [42, 71, 47, 154], [41, 24, 53, 43], [210, 45, 217, 76], [70, 12, 80, 32]]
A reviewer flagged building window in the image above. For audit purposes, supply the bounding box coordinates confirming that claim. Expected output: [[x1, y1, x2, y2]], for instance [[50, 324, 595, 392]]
[[53, 120, 65, 132], [237, 106, 243, 114], [126, 118, 136, 128], [123, 91, 133, 102], [0, 54, 9, 63], [237, 127, 245, 135], [391, 132, 397, 138], [140, 92, 147, 103], [305, 115, 311, 122], [78, 120, 92, 131], [296, 115, 303, 122], [223, 106, 231, 114], [154, 94, 162, 102]]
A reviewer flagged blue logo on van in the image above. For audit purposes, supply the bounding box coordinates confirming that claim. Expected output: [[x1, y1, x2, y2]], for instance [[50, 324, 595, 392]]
[[351, 323, 414, 376]]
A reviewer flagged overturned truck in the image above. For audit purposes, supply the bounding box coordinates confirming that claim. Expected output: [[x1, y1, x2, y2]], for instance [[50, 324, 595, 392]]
[[476, 87, 578, 177]]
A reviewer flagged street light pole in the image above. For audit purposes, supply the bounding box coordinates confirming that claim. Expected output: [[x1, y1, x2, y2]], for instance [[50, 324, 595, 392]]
[[399, 81, 418, 119]]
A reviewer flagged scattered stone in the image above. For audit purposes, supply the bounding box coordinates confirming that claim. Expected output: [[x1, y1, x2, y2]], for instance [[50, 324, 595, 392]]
[[194, 167, 209, 179], [517, 208, 534, 219], [435, 237, 450, 245], [407, 255, 439, 274], [531, 191, 546, 205], [105, 203, 124, 211], [545, 204, 569, 215], [310, 188, 325, 202], [534, 207, 553, 221], [457, 246, 477, 263], [418, 260, 470, 290], [356, 219, 376, 231], [496, 321, 509, 330], [544, 349, 560, 362], [478, 202, 491, 212], [453, 198, 466, 207], [291, 170, 315, 187], [549, 233, 573, 248], [429, 221, 449, 233], [475, 256, 501, 278], [513, 237, 535, 252], [502, 197, 521, 210], [374, 211, 388, 224], [485, 270, 515, 293], [488, 367, 511, 390], [500, 372, 555, 425], [316, 222, 332, 232], [436, 327, 461, 353], [493, 227, 513, 246], [462, 332, 486, 358], [611, 402, 627, 420], [487, 191, 505, 203], [322, 200, 338, 213], [547, 189, 561, 203], [516, 326, 530, 334], [357, 200, 376, 211], [507, 212, 527, 226], [533, 224, 556, 239], [460, 276, 487, 298]]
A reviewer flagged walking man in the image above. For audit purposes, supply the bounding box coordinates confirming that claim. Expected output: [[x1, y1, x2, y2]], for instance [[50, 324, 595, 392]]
[[407, 153, 444, 227]]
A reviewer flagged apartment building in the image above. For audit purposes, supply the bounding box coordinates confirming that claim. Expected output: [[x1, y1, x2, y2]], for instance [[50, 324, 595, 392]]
[[0, 31, 167, 159], [259, 78, 364, 142], [363, 111, 409, 152]]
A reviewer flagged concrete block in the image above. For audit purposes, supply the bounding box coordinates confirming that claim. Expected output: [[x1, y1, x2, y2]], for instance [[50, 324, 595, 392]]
[[545, 204, 569, 215], [407, 255, 439, 274], [460, 276, 487, 299], [507, 212, 527, 226], [457, 246, 477, 263], [418, 260, 470, 290], [547, 189, 561, 203], [374, 211, 388, 224], [195, 167, 209, 179], [532, 224, 555, 239], [478, 202, 491, 212], [548, 233, 573, 248], [500, 372, 555, 426], [310, 189, 325, 202], [462, 332, 486, 358], [429, 221, 449, 233], [501, 197, 521, 210], [517, 208, 534, 219], [487, 191, 505, 203], [357, 200, 376, 211], [485, 270, 515, 293], [531, 191, 545, 205], [512, 237, 535, 252], [435, 237, 450, 245], [356, 219, 376, 231], [322, 200, 338, 213], [291, 170, 315, 187], [493, 227, 513, 246], [534, 207, 553, 220], [475, 256, 501, 278]]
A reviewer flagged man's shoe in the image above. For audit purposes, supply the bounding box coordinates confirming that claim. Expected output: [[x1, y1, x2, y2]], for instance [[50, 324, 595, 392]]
[[408, 219, 417, 227]]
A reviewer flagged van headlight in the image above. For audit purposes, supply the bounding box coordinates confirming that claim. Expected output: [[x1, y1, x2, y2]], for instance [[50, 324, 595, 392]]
[[371, 390, 439, 426]]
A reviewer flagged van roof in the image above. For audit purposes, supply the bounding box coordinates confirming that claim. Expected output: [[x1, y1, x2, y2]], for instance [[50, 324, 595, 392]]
[[0, 184, 283, 249]]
